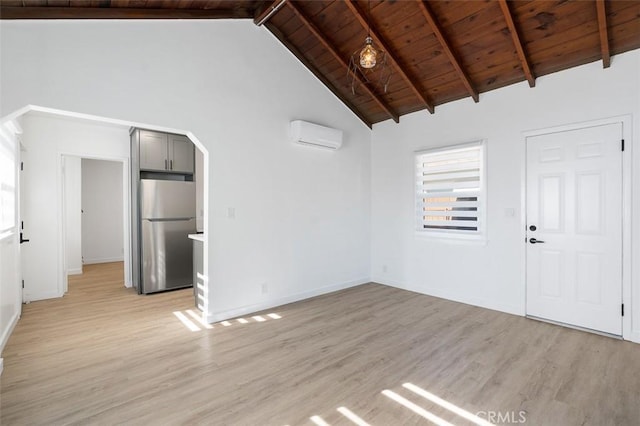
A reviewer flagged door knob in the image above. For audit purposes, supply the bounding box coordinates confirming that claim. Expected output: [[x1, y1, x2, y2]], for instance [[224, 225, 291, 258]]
[[20, 232, 30, 244], [529, 238, 545, 244]]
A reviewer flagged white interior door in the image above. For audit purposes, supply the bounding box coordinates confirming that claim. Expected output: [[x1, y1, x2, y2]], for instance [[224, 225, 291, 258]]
[[0, 125, 22, 352], [526, 123, 623, 335]]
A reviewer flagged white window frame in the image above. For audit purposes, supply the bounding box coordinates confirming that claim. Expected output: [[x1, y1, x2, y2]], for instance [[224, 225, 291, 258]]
[[415, 139, 487, 242], [0, 127, 17, 237]]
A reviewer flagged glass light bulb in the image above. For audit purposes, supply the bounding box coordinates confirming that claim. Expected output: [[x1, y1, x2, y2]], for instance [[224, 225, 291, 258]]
[[359, 37, 377, 69]]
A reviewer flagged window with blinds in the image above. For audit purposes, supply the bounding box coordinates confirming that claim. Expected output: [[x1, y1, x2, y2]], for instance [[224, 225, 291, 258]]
[[415, 140, 486, 238], [0, 130, 16, 234]]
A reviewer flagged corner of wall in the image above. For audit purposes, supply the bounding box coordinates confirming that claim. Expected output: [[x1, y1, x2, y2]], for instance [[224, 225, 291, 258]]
[[373, 277, 524, 317], [207, 277, 370, 324]]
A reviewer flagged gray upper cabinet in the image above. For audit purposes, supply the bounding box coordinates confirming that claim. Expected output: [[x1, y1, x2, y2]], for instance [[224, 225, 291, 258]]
[[139, 130, 194, 174], [168, 134, 195, 174], [139, 130, 169, 171]]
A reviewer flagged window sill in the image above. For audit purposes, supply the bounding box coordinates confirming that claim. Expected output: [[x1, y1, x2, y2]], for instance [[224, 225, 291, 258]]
[[414, 231, 488, 246]]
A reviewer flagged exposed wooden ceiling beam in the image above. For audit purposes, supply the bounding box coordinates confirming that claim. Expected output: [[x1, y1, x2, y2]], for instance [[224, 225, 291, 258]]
[[417, 0, 479, 103], [344, 0, 435, 114], [265, 22, 373, 129], [254, 0, 287, 26], [595, 0, 611, 68], [286, 0, 399, 123], [0, 6, 255, 20], [498, 0, 535, 88]]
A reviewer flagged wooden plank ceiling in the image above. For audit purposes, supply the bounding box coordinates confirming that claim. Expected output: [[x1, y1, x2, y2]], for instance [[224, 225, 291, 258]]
[[2, 1, 639, 127]]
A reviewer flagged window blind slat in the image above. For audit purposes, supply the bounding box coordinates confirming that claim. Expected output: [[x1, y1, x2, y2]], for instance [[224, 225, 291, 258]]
[[422, 219, 479, 229], [420, 200, 479, 208], [420, 180, 480, 191], [416, 190, 479, 199], [418, 162, 480, 174], [420, 210, 478, 218], [419, 148, 480, 163], [416, 170, 480, 182]]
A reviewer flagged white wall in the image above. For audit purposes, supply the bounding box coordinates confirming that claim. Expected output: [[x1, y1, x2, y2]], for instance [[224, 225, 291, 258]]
[[19, 113, 130, 301], [63, 156, 82, 275], [81, 159, 124, 264], [195, 147, 204, 233], [371, 50, 640, 342], [1, 20, 372, 321]]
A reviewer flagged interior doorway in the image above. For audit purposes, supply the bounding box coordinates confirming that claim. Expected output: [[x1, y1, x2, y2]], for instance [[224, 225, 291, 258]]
[[62, 155, 128, 290]]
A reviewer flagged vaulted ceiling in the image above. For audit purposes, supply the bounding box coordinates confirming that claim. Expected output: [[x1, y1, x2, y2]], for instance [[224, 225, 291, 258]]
[[2, 1, 639, 127]]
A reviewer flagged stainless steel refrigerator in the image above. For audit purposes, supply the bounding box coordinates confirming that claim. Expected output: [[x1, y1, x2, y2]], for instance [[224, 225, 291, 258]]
[[139, 179, 196, 294]]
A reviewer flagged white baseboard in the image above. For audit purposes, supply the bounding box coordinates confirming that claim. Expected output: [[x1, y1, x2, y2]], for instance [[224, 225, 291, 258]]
[[83, 257, 124, 265], [629, 330, 640, 344], [67, 268, 83, 275], [0, 358, 3, 376], [370, 276, 405, 290], [24, 290, 64, 303], [372, 276, 524, 317], [207, 277, 370, 323], [0, 311, 20, 356]]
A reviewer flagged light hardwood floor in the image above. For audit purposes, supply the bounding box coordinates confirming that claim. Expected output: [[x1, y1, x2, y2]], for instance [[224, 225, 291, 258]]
[[1, 262, 639, 425]]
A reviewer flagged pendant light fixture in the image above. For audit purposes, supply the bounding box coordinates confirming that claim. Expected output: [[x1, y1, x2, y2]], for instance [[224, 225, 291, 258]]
[[348, 0, 391, 95], [360, 36, 377, 69], [359, 0, 378, 69]]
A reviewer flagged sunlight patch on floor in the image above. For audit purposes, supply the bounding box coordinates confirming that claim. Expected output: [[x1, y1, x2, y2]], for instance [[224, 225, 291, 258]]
[[337, 406, 371, 426], [172, 311, 283, 331], [285, 380, 495, 426], [219, 313, 282, 328], [185, 309, 213, 329], [172, 311, 200, 332], [310, 415, 330, 426], [403, 382, 494, 426], [383, 389, 454, 426]]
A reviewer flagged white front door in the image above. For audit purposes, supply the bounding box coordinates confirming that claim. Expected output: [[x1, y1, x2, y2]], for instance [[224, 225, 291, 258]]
[[526, 123, 623, 336]]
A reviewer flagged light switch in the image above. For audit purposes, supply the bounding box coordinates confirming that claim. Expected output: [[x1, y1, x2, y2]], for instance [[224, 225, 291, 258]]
[[227, 207, 236, 219]]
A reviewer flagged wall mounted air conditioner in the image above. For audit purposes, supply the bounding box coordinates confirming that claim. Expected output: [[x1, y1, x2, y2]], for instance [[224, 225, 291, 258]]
[[290, 120, 343, 150]]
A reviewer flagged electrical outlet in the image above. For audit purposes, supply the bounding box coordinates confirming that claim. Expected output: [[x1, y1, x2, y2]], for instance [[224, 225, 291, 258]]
[[261, 282, 268, 295], [228, 207, 236, 219]]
